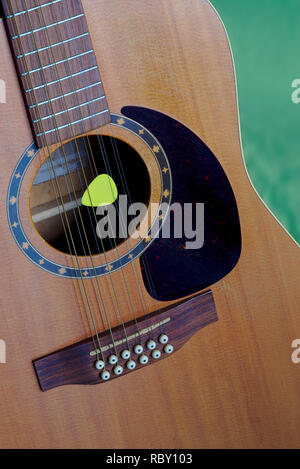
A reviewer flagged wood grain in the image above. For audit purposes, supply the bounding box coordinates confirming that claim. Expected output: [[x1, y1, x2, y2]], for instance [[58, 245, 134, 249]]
[[0, 0, 299, 449], [2, 0, 110, 146], [33, 290, 217, 391]]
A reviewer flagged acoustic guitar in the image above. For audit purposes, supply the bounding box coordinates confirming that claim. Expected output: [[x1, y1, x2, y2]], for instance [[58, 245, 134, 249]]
[[0, 0, 299, 449]]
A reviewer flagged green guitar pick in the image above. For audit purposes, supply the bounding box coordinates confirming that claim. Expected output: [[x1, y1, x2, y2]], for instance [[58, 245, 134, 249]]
[[81, 174, 118, 207]]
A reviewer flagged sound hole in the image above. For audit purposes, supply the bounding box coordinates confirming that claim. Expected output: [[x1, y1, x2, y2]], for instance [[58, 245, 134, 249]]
[[30, 135, 151, 256]]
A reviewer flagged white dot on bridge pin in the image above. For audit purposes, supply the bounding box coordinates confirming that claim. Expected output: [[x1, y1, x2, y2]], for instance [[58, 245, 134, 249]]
[[139, 354, 149, 365], [113, 365, 123, 376], [108, 354, 118, 365], [133, 344, 143, 355], [146, 339, 156, 350], [101, 370, 110, 381], [159, 334, 169, 345], [126, 360, 136, 370], [95, 360, 105, 370], [121, 349, 130, 360], [164, 344, 174, 354], [152, 349, 161, 360]]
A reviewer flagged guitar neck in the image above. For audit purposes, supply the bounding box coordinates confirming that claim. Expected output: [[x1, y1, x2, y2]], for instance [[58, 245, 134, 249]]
[[2, 0, 110, 148]]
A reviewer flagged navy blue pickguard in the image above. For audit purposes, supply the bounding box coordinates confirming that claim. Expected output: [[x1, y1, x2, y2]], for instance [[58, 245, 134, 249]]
[[122, 106, 242, 301]]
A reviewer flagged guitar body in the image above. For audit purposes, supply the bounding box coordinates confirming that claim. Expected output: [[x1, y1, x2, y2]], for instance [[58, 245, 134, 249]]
[[0, 0, 299, 448]]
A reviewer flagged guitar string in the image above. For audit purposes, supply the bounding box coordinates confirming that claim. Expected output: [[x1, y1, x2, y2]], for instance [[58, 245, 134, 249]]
[[12, 0, 144, 362], [25, 0, 126, 356], [19, 0, 117, 351], [46, 0, 152, 345], [111, 137, 167, 338], [25, 0, 147, 356], [59, 0, 165, 345], [60, 0, 159, 342], [15, 0, 163, 354], [10, 0, 162, 359], [5, 0, 104, 362], [21, 0, 118, 360], [110, 137, 160, 340], [95, 135, 156, 342], [35, 0, 144, 353], [5, 0, 104, 359]]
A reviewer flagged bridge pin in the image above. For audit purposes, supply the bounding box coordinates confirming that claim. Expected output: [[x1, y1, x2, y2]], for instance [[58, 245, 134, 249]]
[[108, 354, 118, 365], [95, 360, 105, 370], [133, 344, 143, 355], [113, 365, 123, 375], [139, 354, 149, 365], [158, 334, 169, 345], [164, 344, 174, 354], [126, 360, 136, 370], [121, 349, 131, 360], [101, 370, 110, 381], [152, 349, 161, 360], [146, 339, 156, 350]]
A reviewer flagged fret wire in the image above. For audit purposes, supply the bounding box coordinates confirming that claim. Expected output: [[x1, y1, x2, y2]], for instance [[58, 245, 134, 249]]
[[24, 0, 124, 354], [21, 49, 94, 76], [3, 0, 111, 147], [11, 13, 84, 39], [33, 96, 106, 122], [36, 109, 110, 136], [16, 32, 89, 58], [6, 0, 62, 18], [25, 66, 98, 92], [28, 81, 103, 108], [5, 0, 105, 360]]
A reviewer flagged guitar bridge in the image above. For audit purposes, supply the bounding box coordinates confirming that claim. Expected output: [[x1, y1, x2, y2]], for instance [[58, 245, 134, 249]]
[[33, 290, 218, 391]]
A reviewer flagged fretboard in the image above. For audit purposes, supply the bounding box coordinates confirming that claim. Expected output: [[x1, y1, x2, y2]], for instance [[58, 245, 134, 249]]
[[2, 0, 111, 148]]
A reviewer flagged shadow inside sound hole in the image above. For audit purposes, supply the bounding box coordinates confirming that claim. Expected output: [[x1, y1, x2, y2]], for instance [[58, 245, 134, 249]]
[[30, 135, 151, 256]]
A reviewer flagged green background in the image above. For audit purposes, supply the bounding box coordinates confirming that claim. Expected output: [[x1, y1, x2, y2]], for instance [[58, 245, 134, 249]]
[[211, 0, 300, 243]]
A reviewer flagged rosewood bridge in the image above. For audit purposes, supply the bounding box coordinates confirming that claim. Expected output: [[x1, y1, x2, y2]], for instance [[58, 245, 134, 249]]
[[33, 290, 218, 391]]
